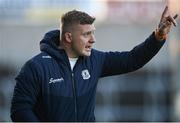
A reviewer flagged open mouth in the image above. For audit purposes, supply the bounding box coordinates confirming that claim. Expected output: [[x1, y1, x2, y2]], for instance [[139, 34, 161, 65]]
[[85, 46, 92, 51]]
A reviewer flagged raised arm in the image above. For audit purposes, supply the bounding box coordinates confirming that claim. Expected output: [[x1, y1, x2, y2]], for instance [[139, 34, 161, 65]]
[[101, 32, 165, 77], [101, 5, 178, 77]]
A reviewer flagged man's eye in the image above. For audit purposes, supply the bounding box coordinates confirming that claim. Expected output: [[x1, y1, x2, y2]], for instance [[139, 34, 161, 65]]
[[82, 31, 95, 37], [83, 32, 90, 37]]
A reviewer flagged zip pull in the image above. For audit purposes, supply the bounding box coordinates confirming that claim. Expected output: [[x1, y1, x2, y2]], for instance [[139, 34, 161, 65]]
[[72, 72, 74, 77]]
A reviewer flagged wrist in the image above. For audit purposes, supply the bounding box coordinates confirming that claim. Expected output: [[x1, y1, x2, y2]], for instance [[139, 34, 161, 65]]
[[155, 28, 167, 41]]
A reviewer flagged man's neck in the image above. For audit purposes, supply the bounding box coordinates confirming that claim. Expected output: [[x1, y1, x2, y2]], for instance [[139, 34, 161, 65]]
[[58, 44, 78, 58]]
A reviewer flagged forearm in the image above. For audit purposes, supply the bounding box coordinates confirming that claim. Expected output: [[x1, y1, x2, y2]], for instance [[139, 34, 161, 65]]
[[101, 32, 165, 77], [129, 31, 165, 69]]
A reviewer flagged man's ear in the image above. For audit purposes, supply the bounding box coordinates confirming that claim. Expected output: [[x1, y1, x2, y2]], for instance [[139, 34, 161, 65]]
[[64, 32, 72, 43]]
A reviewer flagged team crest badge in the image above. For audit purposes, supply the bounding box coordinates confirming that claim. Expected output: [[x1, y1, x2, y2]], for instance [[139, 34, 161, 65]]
[[81, 69, 90, 80]]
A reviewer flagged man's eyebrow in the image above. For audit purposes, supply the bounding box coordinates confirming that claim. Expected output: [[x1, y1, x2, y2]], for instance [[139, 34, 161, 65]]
[[82, 30, 92, 34], [84, 29, 96, 34]]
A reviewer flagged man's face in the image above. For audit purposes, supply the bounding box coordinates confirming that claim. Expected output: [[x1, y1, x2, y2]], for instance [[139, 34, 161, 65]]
[[71, 24, 96, 57]]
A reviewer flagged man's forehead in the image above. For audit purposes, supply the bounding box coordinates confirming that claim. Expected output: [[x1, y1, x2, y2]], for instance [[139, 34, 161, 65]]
[[74, 24, 96, 32]]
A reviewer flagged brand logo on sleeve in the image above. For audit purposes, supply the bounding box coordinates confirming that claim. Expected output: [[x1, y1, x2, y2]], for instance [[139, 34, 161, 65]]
[[81, 69, 90, 80], [42, 55, 51, 58], [49, 77, 64, 84]]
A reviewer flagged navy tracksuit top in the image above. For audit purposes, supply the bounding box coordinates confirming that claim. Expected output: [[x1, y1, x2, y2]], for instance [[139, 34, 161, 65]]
[[10, 30, 165, 121]]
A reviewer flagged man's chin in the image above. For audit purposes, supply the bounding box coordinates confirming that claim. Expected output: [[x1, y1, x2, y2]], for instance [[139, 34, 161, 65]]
[[82, 52, 91, 57]]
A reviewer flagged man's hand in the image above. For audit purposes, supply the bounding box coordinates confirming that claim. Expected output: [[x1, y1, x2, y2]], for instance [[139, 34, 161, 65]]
[[155, 6, 178, 41]]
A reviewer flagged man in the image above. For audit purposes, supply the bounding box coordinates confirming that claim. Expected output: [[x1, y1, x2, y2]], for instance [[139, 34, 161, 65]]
[[11, 6, 178, 121]]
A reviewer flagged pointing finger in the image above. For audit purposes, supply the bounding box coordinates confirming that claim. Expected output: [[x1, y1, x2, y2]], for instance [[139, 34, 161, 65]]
[[162, 6, 168, 18]]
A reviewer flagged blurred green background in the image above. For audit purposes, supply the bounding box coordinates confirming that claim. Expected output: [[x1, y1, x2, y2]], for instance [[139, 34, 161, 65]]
[[0, 0, 180, 121]]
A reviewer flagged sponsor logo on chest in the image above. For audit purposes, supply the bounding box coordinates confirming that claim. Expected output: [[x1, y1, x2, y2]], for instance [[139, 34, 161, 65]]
[[49, 77, 64, 84]]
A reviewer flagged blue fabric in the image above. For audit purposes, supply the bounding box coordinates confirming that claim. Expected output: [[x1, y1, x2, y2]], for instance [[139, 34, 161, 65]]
[[10, 29, 165, 121]]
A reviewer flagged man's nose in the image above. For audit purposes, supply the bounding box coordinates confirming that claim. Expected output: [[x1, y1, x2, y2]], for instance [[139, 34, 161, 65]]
[[89, 34, 96, 43]]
